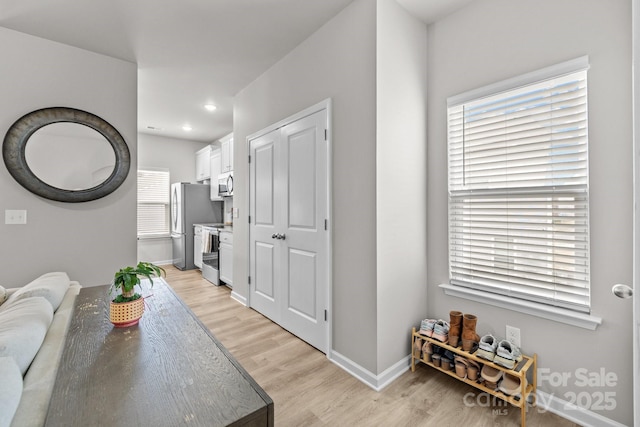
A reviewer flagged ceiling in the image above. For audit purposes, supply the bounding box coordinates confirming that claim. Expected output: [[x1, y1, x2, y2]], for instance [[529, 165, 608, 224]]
[[0, 0, 473, 143]]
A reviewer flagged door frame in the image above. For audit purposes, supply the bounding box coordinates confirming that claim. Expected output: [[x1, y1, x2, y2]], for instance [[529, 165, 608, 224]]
[[245, 98, 333, 357], [633, 1, 639, 424]]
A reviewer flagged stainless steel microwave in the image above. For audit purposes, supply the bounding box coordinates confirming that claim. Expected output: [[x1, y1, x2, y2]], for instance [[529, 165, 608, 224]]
[[218, 172, 233, 197]]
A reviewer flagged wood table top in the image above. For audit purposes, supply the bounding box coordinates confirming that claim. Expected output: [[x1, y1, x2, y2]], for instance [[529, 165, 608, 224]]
[[45, 278, 273, 427]]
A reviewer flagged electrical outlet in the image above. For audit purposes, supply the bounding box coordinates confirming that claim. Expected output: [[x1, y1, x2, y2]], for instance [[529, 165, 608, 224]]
[[5, 210, 27, 225], [506, 325, 521, 348]]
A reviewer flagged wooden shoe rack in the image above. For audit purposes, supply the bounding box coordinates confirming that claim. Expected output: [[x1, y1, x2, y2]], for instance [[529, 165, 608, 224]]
[[411, 328, 537, 427]]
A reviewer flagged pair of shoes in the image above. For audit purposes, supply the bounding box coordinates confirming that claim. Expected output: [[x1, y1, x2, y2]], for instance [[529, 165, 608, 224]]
[[432, 320, 450, 343], [494, 340, 523, 369], [498, 372, 522, 396], [454, 355, 481, 380], [481, 365, 503, 390], [477, 334, 498, 361], [476, 335, 523, 369], [419, 319, 437, 336]]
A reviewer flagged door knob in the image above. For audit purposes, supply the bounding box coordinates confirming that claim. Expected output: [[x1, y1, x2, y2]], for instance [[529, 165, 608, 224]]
[[612, 284, 633, 299], [278, 233, 286, 240], [272, 234, 278, 239]]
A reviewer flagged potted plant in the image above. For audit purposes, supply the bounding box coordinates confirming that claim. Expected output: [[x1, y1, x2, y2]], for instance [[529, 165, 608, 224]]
[[109, 261, 165, 327]]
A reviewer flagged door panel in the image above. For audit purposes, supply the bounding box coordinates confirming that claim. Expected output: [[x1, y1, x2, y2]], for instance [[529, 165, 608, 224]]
[[255, 143, 275, 226], [249, 108, 328, 353], [287, 248, 317, 320], [288, 129, 317, 229], [171, 183, 182, 235], [250, 130, 280, 322], [171, 234, 185, 270], [279, 110, 328, 352], [255, 242, 275, 300]]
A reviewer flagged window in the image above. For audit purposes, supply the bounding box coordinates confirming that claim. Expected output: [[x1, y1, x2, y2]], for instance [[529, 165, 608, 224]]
[[447, 57, 590, 313], [137, 169, 170, 237]]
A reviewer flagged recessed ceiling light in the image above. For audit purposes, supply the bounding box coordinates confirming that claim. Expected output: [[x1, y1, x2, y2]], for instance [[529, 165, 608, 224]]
[[182, 125, 192, 131], [204, 104, 217, 112]]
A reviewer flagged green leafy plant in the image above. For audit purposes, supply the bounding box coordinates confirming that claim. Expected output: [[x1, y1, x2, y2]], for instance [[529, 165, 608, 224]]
[[111, 262, 165, 303]]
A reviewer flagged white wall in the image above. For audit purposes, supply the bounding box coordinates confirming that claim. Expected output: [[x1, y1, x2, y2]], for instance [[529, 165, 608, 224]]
[[234, 0, 429, 380], [0, 27, 137, 287], [137, 132, 211, 264], [427, 0, 633, 424], [375, 0, 428, 372], [234, 0, 379, 373]]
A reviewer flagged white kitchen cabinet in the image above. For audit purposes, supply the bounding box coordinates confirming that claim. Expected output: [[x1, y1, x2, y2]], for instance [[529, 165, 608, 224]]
[[219, 231, 233, 286], [193, 225, 203, 269], [210, 148, 222, 201], [195, 145, 212, 182], [220, 133, 234, 173]]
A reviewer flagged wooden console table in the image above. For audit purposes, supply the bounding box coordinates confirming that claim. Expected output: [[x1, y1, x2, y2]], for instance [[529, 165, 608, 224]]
[[45, 278, 273, 426]]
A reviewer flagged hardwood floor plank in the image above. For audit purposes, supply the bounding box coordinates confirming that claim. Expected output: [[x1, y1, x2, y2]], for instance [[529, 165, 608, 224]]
[[162, 265, 578, 426]]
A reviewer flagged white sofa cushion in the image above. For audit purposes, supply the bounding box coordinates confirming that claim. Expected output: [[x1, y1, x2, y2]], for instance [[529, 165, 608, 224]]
[[3, 272, 70, 312], [0, 356, 23, 427], [0, 297, 53, 375], [11, 283, 81, 427]]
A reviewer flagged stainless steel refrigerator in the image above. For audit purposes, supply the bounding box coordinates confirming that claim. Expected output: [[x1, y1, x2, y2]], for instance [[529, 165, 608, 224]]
[[171, 182, 223, 270]]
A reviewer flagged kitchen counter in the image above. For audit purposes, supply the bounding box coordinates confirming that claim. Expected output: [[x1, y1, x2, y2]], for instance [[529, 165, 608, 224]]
[[193, 222, 224, 228]]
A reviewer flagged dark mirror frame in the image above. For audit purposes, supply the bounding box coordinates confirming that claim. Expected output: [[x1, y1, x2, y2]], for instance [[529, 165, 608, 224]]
[[2, 107, 130, 203]]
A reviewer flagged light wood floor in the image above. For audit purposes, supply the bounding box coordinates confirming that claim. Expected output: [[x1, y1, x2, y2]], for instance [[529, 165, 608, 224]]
[[163, 265, 578, 427]]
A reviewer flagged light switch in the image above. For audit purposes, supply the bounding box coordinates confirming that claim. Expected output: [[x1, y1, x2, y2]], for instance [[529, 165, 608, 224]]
[[5, 210, 27, 224], [233, 207, 239, 218]]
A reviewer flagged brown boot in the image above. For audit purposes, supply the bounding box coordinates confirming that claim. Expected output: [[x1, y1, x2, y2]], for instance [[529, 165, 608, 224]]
[[449, 311, 463, 347], [461, 314, 480, 352]]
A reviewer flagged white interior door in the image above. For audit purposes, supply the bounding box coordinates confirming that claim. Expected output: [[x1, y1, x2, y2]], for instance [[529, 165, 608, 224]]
[[249, 109, 329, 353], [278, 111, 328, 352], [249, 129, 280, 322]]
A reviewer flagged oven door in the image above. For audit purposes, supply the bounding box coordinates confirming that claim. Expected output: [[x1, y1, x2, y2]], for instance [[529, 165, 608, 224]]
[[202, 229, 220, 285]]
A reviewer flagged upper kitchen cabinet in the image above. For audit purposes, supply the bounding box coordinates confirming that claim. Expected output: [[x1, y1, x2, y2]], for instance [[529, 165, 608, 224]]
[[220, 133, 233, 173], [195, 145, 212, 182], [210, 147, 223, 201]]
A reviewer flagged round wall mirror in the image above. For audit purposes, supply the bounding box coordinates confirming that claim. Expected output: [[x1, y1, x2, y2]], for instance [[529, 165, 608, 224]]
[[2, 107, 130, 202]]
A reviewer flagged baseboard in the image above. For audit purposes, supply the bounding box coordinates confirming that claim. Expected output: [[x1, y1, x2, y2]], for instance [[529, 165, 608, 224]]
[[329, 351, 410, 392], [535, 390, 628, 427], [230, 291, 246, 306], [153, 259, 174, 267]]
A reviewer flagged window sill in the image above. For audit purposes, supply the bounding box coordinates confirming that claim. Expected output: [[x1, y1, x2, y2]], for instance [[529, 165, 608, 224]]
[[439, 283, 602, 330], [137, 234, 171, 240]]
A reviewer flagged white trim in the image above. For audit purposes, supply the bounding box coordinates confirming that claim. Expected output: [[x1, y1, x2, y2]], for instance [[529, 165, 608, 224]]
[[536, 390, 628, 427], [325, 98, 334, 358], [230, 290, 247, 306], [439, 283, 602, 330], [448, 56, 590, 107], [633, 2, 640, 426], [145, 259, 173, 266], [246, 99, 331, 142], [329, 351, 410, 392]]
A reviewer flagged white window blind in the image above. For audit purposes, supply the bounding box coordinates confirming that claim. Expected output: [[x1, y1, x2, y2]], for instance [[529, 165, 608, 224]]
[[137, 169, 170, 237], [447, 61, 590, 313]]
